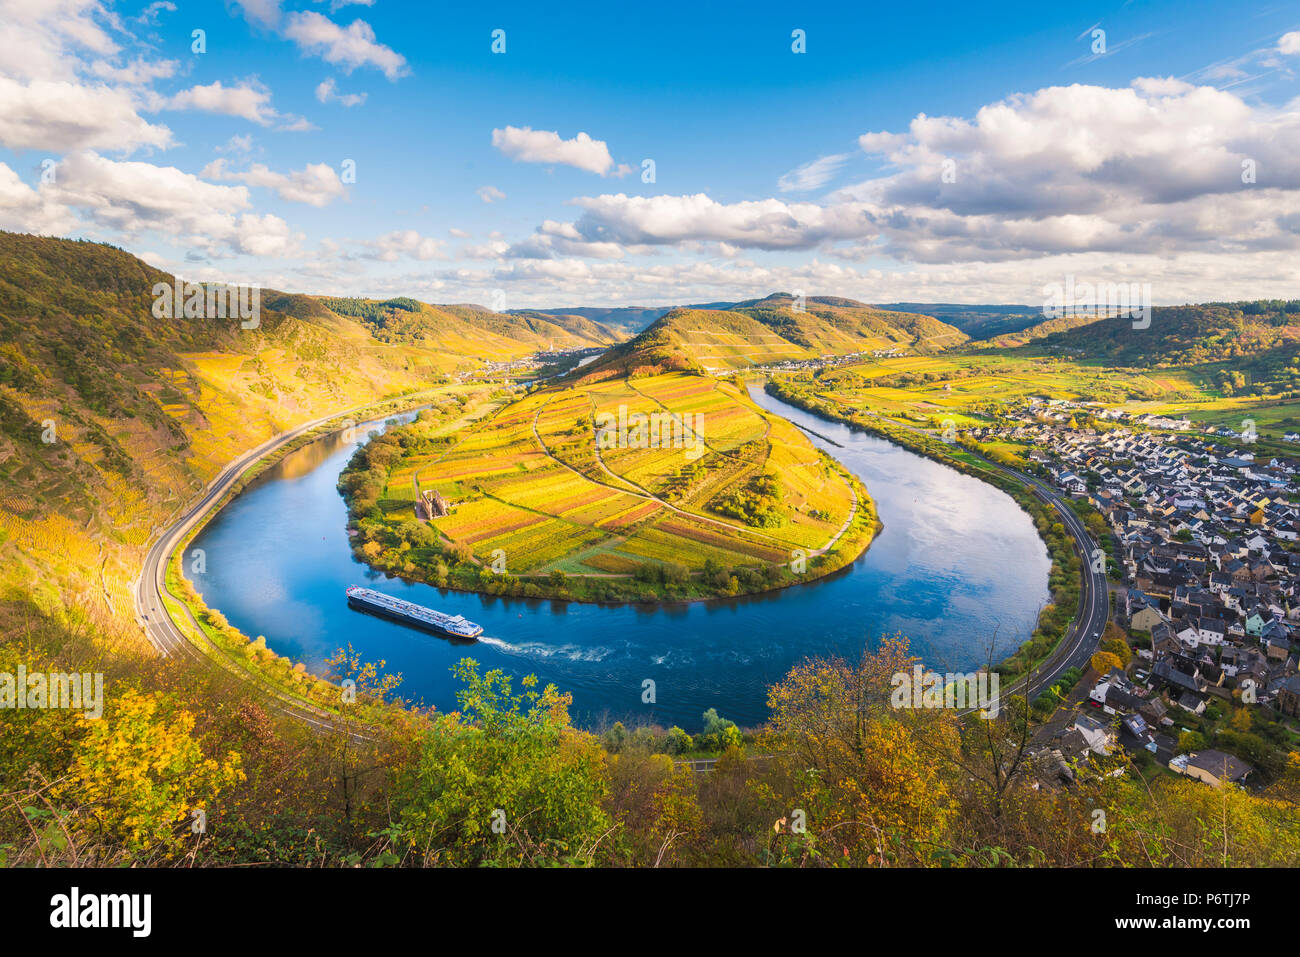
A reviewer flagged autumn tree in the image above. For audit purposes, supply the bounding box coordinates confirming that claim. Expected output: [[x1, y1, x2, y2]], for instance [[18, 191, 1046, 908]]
[[760, 636, 959, 865], [56, 690, 245, 856], [385, 659, 612, 866]]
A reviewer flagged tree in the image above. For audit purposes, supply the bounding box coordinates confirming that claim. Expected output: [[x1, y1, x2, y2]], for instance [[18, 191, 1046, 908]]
[[1099, 636, 1132, 666], [387, 660, 611, 866], [56, 690, 245, 854], [762, 636, 959, 864], [664, 726, 693, 755], [1091, 651, 1124, 675]]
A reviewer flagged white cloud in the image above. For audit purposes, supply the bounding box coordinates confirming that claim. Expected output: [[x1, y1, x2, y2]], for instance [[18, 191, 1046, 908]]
[[460, 239, 510, 259], [35, 151, 304, 257], [477, 185, 506, 203], [362, 229, 446, 261], [217, 133, 255, 154], [836, 78, 1300, 261], [315, 76, 367, 106], [1279, 32, 1300, 56], [284, 12, 408, 80], [0, 161, 77, 235], [163, 80, 279, 125], [0, 0, 118, 82], [135, 1, 176, 25], [540, 193, 878, 251], [91, 56, 178, 85], [202, 159, 347, 207], [232, 0, 283, 29], [0, 76, 173, 152], [448, 227, 470, 238], [778, 153, 850, 192], [491, 126, 621, 176]]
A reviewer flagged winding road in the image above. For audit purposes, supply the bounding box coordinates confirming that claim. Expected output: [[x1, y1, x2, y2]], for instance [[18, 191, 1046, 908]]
[[132, 394, 438, 734]]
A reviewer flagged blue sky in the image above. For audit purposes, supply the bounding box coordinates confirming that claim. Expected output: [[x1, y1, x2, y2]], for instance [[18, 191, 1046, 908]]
[[1, 0, 1299, 306]]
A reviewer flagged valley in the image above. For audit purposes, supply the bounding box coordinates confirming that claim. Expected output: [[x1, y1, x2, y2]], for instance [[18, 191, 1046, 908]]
[[3, 234, 1298, 872]]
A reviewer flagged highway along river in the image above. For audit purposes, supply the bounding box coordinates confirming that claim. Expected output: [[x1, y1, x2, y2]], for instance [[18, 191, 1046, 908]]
[[187, 390, 1050, 732]]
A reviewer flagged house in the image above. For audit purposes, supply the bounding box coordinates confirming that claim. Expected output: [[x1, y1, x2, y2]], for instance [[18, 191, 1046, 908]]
[[1128, 600, 1170, 631], [1138, 696, 1170, 726], [1150, 622, 1182, 658], [1118, 712, 1157, 754], [1181, 750, 1253, 787], [1276, 674, 1300, 718], [1263, 634, 1291, 662], [1072, 714, 1116, 756], [1150, 656, 1207, 696]]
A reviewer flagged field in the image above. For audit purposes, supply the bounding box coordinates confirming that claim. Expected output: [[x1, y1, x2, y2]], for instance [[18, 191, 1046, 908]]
[[378, 372, 864, 584], [804, 353, 1203, 424], [771, 349, 1300, 467]]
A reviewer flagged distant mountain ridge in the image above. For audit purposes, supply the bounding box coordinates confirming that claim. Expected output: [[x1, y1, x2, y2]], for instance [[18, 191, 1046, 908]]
[[523, 298, 1051, 341]]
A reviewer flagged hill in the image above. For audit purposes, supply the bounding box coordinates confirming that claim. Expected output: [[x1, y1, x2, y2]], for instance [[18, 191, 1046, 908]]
[[1009, 301, 1300, 395], [729, 294, 968, 356], [875, 302, 1045, 340], [981, 311, 1110, 348], [317, 298, 620, 356], [0, 232, 582, 656], [574, 296, 967, 381], [509, 305, 668, 337]]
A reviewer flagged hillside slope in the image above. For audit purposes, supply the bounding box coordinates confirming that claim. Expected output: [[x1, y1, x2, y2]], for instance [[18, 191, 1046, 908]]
[[316, 298, 619, 357], [575, 296, 967, 381], [0, 233, 509, 652], [1009, 301, 1300, 394], [729, 294, 968, 357], [509, 305, 668, 337]]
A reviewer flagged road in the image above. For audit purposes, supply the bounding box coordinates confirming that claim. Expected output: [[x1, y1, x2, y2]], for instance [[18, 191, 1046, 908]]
[[980, 460, 1111, 706], [132, 393, 438, 735]]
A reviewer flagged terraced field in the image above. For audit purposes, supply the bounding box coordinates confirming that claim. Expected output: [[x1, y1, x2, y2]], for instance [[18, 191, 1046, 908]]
[[399, 372, 862, 580]]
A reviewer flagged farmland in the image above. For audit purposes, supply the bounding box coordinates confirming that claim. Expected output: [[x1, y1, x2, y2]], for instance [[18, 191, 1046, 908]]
[[340, 372, 878, 601], [783, 350, 1300, 463]]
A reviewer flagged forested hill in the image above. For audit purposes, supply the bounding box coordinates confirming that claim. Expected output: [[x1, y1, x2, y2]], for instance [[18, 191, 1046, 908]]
[[1007, 300, 1300, 396], [317, 297, 620, 354]]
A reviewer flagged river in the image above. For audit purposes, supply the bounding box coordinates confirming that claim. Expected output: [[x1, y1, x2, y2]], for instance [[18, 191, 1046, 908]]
[[188, 387, 1050, 731]]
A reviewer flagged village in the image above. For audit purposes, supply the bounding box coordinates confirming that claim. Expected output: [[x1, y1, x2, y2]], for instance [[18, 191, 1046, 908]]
[[970, 399, 1300, 790], [749, 347, 908, 376]]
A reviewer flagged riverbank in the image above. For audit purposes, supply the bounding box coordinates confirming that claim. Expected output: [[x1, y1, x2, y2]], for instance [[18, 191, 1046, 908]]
[[762, 377, 1084, 682], [154, 389, 472, 721]]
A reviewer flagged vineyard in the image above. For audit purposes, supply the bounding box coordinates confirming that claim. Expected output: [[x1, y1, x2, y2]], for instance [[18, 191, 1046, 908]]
[[365, 372, 871, 593]]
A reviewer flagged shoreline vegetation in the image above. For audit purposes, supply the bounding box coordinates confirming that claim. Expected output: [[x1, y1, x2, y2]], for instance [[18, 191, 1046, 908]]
[[337, 373, 880, 604], [762, 377, 1085, 687]]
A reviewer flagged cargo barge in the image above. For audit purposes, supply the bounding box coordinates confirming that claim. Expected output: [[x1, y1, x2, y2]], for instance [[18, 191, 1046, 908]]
[[345, 585, 483, 640]]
